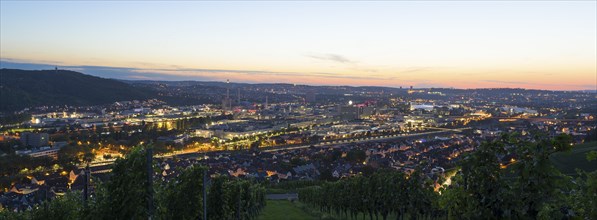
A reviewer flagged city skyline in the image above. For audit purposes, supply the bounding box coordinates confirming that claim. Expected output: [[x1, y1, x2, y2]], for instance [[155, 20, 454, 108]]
[[1, 1, 596, 90], [1, 1, 596, 218]]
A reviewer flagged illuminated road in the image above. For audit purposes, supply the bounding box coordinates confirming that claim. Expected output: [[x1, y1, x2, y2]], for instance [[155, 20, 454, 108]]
[[83, 127, 470, 169], [494, 117, 595, 122], [263, 127, 471, 152]]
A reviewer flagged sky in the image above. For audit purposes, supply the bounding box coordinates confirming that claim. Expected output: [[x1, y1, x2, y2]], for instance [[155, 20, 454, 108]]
[[1, 1, 596, 90]]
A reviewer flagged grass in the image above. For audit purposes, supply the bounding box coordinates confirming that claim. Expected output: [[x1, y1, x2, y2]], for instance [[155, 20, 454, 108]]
[[550, 141, 597, 175], [258, 200, 319, 220], [258, 200, 419, 220], [265, 188, 293, 194]]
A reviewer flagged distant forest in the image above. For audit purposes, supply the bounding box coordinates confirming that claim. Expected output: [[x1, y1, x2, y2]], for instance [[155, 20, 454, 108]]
[[0, 69, 153, 112]]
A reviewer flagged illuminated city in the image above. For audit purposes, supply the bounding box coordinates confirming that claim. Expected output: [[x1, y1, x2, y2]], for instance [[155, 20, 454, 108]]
[[0, 1, 595, 219]]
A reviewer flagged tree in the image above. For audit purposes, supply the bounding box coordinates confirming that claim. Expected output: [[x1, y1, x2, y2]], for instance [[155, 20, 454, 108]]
[[250, 141, 261, 151], [510, 134, 572, 218], [346, 149, 366, 164], [157, 165, 206, 219], [153, 141, 169, 155], [440, 133, 579, 219], [570, 168, 597, 219], [94, 146, 153, 220], [30, 191, 84, 220], [208, 176, 231, 220], [458, 140, 514, 218]]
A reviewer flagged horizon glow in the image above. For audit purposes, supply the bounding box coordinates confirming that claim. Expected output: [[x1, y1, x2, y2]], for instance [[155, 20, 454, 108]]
[[1, 1, 596, 90]]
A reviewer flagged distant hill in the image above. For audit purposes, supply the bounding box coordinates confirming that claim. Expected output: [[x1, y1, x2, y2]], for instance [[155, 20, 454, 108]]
[[0, 68, 154, 112]]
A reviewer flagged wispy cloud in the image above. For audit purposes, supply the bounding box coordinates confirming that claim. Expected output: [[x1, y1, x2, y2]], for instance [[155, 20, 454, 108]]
[[306, 53, 355, 64], [482, 80, 529, 85], [305, 53, 387, 74], [399, 67, 429, 74]]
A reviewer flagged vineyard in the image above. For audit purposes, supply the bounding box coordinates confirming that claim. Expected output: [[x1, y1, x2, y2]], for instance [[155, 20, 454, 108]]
[[299, 171, 439, 220]]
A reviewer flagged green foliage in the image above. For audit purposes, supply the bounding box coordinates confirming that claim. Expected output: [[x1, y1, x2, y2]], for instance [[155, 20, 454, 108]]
[[298, 170, 439, 220], [456, 140, 515, 218], [206, 175, 266, 220], [441, 133, 588, 219], [509, 135, 572, 218], [438, 177, 476, 219], [586, 150, 597, 161], [573, 170, 597, 219], [345, 149, 366, 163], [0, 113, 30, 125], [568, 149, 597, 219], [207, 176, 230, 219], [156, 165, 206, 220], [0, 139, 18, 155], [97, 146, 152, 220], [30, 192, 84, 220], [250, 141, 261, 151], [0, 192, 84, 220], [0, 155, 56, 190], [0, 155, 53, 176]]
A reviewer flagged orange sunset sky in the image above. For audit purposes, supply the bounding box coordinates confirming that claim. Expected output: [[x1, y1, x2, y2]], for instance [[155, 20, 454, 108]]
[[1, 1, 596, 90]]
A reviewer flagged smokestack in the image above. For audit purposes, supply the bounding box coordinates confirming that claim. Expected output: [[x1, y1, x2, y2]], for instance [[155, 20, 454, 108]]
[[226, 79, 230, 99]]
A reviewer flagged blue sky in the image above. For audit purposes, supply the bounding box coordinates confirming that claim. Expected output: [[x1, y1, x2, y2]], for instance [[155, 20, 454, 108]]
[[1, 1, 596, 90]]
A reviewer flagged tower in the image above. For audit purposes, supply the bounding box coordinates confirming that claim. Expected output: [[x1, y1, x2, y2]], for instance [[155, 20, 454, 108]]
[[222, 79, 232, 110], [237, 88, 240, 105], [226, 79, 230, 100]]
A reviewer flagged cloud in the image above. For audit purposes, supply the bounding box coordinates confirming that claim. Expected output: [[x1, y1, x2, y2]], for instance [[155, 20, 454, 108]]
[[306, 53, 355, 64], [305, 53, 387, 74], [399, 67, 429, 74], [482, 80, 530, 85]]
